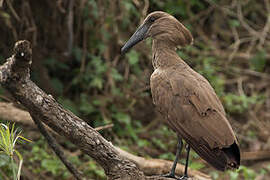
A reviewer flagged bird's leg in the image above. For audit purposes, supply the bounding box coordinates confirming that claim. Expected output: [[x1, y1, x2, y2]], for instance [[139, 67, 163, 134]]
[[162, 137, 183, 179], [178, 144, 190, 180]]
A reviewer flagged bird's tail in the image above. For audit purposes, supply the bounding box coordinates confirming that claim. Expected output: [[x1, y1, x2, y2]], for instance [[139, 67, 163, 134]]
[[222, 142, 240, 170], [188, 140, 240, 171]]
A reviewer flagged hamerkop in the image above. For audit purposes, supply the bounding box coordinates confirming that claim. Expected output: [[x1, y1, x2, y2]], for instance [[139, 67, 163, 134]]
[[121, 11, 240, 179]]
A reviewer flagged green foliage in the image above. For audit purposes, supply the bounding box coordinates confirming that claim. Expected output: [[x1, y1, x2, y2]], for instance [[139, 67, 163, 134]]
[[158, 152, 175, 160], [126, 50, 139, 66], [86, 161, 106, 179], [29, 138, 69, 178], [163, 0, 205, 18], [224, 94, 265, 114], [229, 19, 240, 27], [237, 166, 257, 180], [28, 137, 106, 179], [0, 153, 14, 179], [41, 159, 65, 176], [211, 165, 269, 180], [189, 161, 205, 170], [58, 97, 80, 115], [126, 50, 142, 74], [0, 123, 31, 180], [228, 170, 239, 180], [197, 56, 225, 96], [0, 55, 4, 64], [249, 50, 267, 72]]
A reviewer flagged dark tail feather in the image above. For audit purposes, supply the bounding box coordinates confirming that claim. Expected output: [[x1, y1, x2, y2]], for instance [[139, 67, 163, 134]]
[[188, 140, 240, 171], [222, 142, 240, 170]]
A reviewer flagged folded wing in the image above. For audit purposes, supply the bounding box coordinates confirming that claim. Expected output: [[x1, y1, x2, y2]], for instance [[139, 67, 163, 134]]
[[151, 68, 240, 170]]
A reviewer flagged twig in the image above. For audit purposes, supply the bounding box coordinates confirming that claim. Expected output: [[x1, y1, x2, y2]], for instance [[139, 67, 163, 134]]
[[142, 0, 149, 19], [5, 0, 20, 22], [237, 77, 245, 95], [22, 1, 38, 46], [94, 124, 114, 131], [232, 68, 270, 80], [0, 0, 3, 8], [242, 150, 270, 161], [258, 0, 270, 49], [227, 26, 240, 63], [0, 95, 12, 102], [236, 2, 258, 37], [64, 0, 74, 56], [31, 116, 84, 180], [79, 23, 88, 73], [57, 0, 66, 13]]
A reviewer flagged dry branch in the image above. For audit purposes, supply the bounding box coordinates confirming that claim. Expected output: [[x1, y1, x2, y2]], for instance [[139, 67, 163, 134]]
[[0, 40, 208, 179], [242, 151, 270, 161], [0, 102, 34, 126]]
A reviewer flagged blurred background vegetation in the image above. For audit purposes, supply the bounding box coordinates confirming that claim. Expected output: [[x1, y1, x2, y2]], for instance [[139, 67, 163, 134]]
[[0, 0, 270, 179]]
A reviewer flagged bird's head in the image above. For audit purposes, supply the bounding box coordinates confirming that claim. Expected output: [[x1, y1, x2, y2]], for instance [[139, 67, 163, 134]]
[[121, 11, 193, 54]]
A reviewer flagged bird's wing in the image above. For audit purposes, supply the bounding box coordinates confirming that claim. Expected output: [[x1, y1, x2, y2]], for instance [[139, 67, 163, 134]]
[[151, 68, 236, 149]]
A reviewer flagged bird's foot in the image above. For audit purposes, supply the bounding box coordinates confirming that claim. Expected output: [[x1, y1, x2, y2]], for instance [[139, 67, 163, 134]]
[[177, 175, 189, 180], [161, 173, 177, 179]]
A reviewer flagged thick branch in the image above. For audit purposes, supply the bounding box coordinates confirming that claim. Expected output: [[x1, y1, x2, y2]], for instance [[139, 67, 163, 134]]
[[0, 40, 205, 179]]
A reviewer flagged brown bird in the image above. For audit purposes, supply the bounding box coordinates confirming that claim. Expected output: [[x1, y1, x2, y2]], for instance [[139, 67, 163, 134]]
[[121, 11, 240, 179]]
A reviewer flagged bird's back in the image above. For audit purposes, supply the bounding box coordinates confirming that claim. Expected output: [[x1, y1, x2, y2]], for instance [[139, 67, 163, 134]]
[[150, 63, 240, 171]]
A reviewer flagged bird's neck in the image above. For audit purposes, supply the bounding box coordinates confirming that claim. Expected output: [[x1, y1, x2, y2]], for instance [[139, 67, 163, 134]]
[[152, 40, 186, 70]]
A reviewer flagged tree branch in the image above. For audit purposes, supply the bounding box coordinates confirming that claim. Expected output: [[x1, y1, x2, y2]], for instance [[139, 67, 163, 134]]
[[0, 40, 208, 179], [0, 101, 211, 179]]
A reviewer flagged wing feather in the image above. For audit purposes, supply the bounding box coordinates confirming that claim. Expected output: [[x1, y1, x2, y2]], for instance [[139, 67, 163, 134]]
[[151, 68, 237, 149]]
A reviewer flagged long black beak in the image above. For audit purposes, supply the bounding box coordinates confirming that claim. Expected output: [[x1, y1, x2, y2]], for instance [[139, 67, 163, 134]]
[[121, 23, 150, 54]]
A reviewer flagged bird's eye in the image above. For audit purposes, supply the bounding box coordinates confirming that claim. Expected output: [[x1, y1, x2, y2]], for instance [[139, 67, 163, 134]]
[[149, 17, 155, 23]]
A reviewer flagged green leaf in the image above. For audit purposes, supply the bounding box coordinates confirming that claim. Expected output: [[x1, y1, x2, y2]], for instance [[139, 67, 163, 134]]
[[17, 135, 32, 143], [79, 94, 96, 115], [14, 149, 23, 161], [126, 50, 139, 65], [229, 19, 240, 27], [189, 161, 205, 170], [58, 97, 80, 115], [111, 68, 123, 81], [90, 77, 104, 89], [249, 50, 266, 72], [73, 47, 82, 62], [210, 171, 219, 179], [159, 152, 175, 160], [41, 159, 63, 175], [229, 171, 239, 180], [114, 112, 131, 124], [267, 164, 270, 170], [51, 78, 64, 94], [0, 154, 9, 166]]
